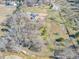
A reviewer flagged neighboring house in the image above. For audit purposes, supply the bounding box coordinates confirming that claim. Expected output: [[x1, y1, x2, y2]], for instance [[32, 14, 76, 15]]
[[67, 0, 79, 2], [0, 0, 17, 6], [67, 0, 79, 12], [23, 0, 52, 7], [0, 0, 52, 7], [0, 0, 5, 4], [5, 0, 17, 6]]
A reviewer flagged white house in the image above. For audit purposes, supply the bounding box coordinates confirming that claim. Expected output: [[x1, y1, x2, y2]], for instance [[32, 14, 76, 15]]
[[52, 3, 60, 11]]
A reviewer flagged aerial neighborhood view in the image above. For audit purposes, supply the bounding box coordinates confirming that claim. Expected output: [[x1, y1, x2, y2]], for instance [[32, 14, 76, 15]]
[[0, 0, 79, 59]]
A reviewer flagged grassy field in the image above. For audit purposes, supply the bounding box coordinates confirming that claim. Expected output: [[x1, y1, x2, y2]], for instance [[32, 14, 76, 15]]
[[2, 52, 50, 59], [0, 4, 76, 59], [0, 5, 16, 22], [0, 5, 51, 59], [21, 5, 49, 13], [0, 6, 16, 15]]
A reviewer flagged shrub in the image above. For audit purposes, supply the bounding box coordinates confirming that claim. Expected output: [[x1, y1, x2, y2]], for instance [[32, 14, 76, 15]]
[[75, 32, 79, 38], [56, 37, 64, 42]]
